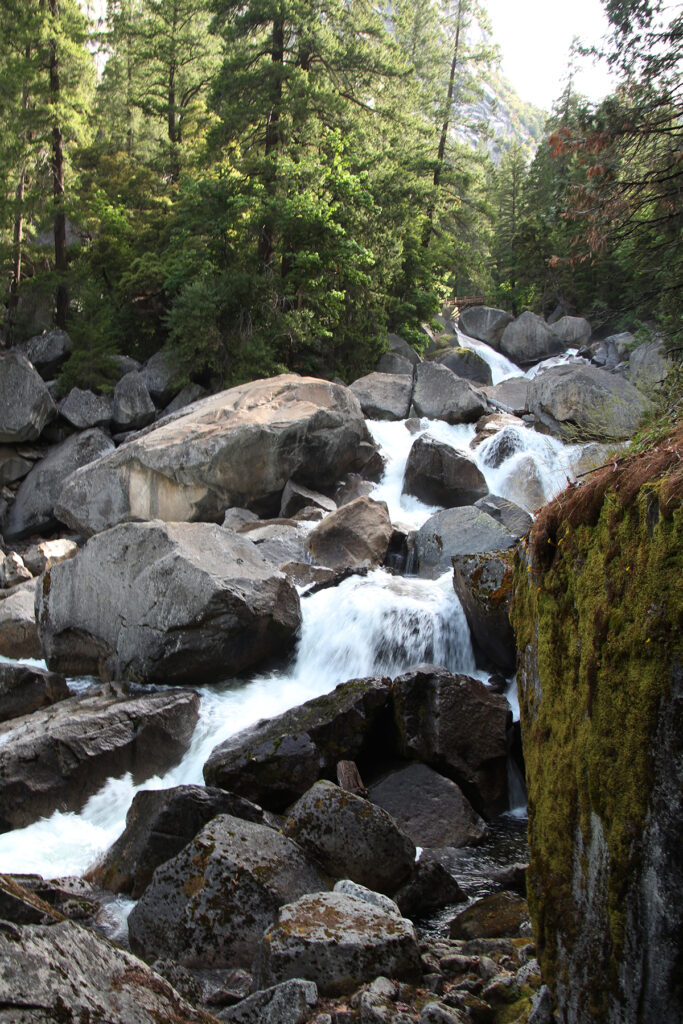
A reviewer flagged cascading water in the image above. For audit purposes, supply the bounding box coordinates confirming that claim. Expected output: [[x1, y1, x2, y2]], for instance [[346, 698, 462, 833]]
[[0, 568, 476, 878], [0, 332, 593, 880]]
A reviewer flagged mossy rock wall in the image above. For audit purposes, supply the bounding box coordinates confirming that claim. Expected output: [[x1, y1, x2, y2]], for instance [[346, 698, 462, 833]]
[[511, 478, 682, 1023]]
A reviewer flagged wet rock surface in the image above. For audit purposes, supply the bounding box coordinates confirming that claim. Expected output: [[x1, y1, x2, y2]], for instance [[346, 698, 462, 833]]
[[403, 437, 488, 509], [0, 660, 69, 722], [0, 683, 199, 830], [203, 676, 393, 810]]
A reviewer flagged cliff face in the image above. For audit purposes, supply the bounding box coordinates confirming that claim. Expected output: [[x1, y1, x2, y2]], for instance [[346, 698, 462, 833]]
[[511, 431, 682, 1023]]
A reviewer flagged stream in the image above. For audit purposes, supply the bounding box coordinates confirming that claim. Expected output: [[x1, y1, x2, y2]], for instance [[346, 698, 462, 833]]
[[0, 334, 589, 934]]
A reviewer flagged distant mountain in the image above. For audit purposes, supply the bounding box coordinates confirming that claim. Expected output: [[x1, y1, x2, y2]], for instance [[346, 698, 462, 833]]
[[455, 71, 546, 162]]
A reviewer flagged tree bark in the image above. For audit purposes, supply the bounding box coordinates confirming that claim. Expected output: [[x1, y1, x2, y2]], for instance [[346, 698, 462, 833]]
[[258, 13, 284, 269], [422, 0, 463, 249], [49, 0, 68, 328]]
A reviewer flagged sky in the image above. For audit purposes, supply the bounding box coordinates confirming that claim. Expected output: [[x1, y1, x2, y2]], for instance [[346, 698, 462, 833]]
[[485, 0, 617, 110]]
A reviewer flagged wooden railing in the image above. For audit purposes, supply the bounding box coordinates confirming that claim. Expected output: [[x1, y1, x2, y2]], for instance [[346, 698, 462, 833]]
[[445, 295, 486, 313]]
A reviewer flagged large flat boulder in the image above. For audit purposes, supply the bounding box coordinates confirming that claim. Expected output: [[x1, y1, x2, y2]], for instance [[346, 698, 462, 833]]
[[88, 784, 269, 898], [4, 428, 114, 540], [458, 307, 513, 347], [499, 311, 565, 367], [414, 506, 516, 577], [0, 351, 56, 443], [349, 372, 413, 420], [412, 363, 488, 424], [526, 363, 652, 439], [0, 918, 214, 1024], [254, 891, 422, 995], [402, 436, 488, 508], [392, 665, 511, 816], [0, 683, 199, 830], [203, 677, 392, 811], [55, 375, 369, 535], [128, 814, 326, 968], [283, 780, 416, 894], [305, 496, 392, 570], [37, 520, 301, 684]]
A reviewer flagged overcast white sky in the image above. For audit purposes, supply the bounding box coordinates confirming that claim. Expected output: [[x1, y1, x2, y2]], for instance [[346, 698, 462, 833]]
[[485, 0, 616, 110]]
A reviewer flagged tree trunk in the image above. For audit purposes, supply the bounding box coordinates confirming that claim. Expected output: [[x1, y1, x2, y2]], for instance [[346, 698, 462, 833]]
[[49, 0, 68, 328], [422, 0, 463, 249], [258, 13, 284, 269]]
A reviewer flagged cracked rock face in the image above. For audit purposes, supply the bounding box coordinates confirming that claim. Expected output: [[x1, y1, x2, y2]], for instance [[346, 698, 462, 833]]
[[36, 519, 302, 684], [0, 918, 213, 1024], [55, 374, 369, 535], [0, 683, 199, 830]]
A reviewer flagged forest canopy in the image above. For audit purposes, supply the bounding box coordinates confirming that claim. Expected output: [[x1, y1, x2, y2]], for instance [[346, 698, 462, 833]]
[[0, 0, 680, 390]]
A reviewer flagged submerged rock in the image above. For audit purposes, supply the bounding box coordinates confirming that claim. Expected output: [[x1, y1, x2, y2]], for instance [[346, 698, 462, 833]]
[[254, 891, 422, 995], [128, 814, 326, 968], [37, 520, 301, 684], [0, 684, 199, 831]]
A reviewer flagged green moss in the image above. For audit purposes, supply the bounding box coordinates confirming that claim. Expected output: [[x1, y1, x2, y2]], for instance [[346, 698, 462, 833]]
[[511, 482, 682, 1009]]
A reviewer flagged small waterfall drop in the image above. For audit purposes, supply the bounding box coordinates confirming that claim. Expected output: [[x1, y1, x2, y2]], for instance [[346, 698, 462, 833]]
[[0, 569, 476, 877]]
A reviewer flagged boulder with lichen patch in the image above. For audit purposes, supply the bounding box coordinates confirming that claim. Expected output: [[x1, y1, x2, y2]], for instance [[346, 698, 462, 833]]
[[128, 814, 326, 968], [283, 780, 415, 895], [254, 891, 422, 995]]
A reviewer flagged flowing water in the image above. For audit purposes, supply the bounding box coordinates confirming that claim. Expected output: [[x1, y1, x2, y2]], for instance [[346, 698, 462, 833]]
[[0, 337, 589, 895]]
